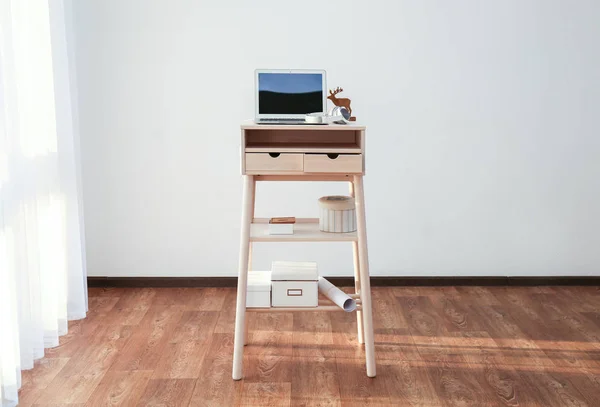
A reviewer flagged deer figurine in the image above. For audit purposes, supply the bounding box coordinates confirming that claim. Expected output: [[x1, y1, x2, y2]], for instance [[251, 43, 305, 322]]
[[327, 87, 352, 116]]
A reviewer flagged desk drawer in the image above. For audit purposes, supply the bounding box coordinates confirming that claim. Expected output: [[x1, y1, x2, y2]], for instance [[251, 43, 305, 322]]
[[304, 154, 363, 173], [245, 153, 303, 173]]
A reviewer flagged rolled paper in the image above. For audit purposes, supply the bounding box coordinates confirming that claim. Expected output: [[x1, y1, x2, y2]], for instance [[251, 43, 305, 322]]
[[318, 277, 357, 312]]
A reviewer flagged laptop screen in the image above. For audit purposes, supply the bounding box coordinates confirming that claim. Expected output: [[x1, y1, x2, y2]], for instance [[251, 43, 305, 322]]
[[258, 72, 324, 114]]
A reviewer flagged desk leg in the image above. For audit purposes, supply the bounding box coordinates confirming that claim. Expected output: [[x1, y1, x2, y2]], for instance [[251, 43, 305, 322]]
[[244, 242, 252, 346], [244, 178, 255, 346], [353, 175, 376, 377], [244, 177, 256, 346], [232, 175, 254, 380], [349, 181, 364, 344]]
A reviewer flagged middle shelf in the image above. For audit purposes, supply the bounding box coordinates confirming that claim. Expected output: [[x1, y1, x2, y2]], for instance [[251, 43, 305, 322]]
[[250, 218, 358, 242]]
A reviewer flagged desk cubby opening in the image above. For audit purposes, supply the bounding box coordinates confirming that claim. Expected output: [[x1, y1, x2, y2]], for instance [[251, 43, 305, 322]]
[[244, 128, 362, 153]]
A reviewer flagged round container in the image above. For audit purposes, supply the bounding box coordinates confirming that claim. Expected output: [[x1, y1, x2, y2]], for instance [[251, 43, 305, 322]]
[[318, 195, 356, 233]]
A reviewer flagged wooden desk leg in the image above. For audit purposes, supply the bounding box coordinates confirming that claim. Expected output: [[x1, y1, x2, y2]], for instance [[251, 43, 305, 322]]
[[352, 241, 364, 344], [244, 242, 252, 346], [353, 175, 376, 377], [244, 178, 255, 347], [232, 175, 255, 380], [349, 181, 364, 344]]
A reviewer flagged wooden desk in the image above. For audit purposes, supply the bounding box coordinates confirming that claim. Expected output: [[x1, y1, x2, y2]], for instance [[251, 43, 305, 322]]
[[232, 123, 376, 379]]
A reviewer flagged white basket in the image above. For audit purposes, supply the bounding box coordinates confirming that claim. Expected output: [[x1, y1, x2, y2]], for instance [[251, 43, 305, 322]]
[[318, 195, 356, 233]]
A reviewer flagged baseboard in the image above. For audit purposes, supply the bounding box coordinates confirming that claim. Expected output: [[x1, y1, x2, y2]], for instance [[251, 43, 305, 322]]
[[87, 276, 600, 288]]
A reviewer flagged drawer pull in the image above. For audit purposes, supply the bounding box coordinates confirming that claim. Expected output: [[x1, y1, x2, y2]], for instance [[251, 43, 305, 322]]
[[287, 289, 303, 297], [327, 153, 339, 159], [269, 153, 281, 158]]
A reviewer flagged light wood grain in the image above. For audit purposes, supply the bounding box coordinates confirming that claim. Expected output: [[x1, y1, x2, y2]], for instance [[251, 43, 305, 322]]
[[35, 326, 133, 404], [246, 312, 293, 358], [353, 175, 376, 377], [349, 180, 364, 346], [304, 153, 363, 173], [190, 333, 241, 407], [254, 174, 353, 182], [19, 286, 600, 406], [238, 124, 370, 381], [250, 218, 357, 242], [336, 357, 390, 405], [383, 359, 442, 407], [245, 144, 361, 153], [243, 128, 361, 144], [85, 370, 152, 406], [240, 382, 291, 406], [232, 175, 254, 380], [213, 289, 238, 334], [291, 357, 341, 407], [241, 124, 365, 175], [152, 340, 209, 379], [136, 379, 195, 407], [243, 355, 293, 383], [17, 358, 70, 406], [110, 323, 176, 371], [245, 153, 303, 173], [292, 312, 334, 359], [241, 122, 366, 130], [169, 311, 218, 343], [185, 288, 228, 311]]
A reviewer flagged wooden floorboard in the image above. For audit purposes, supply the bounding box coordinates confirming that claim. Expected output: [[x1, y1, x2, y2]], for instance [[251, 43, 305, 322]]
[[17, 286, 600, 406]]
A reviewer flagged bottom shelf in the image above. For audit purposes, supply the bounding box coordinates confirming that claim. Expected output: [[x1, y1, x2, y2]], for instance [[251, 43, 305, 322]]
[[247, 305, 362, 312], [246, 290, 361, 312]]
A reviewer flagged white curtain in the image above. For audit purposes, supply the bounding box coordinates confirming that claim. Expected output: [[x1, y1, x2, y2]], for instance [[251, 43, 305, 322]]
[[0, 1, 87, 406]]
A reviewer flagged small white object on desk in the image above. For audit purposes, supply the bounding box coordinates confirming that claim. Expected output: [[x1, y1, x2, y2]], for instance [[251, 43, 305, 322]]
[[268, 223, 293, 235], [268, 216, 295, 235], [246, 271, 271, 308], [271, 261, 318, 308]]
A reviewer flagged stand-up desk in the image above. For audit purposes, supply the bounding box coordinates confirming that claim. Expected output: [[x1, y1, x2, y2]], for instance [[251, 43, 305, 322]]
[[232, 122, 376, 379]]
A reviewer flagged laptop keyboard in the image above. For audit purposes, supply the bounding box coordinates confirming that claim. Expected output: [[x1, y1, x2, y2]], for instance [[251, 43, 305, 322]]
[[258, 118, 303, 122]]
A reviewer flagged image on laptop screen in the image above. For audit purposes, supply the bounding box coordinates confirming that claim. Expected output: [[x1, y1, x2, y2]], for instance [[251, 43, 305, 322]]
[[258, 73, 323, 114]]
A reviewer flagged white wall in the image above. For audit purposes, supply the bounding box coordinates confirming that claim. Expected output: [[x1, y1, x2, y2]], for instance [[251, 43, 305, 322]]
[[72, 0, 600, 277]]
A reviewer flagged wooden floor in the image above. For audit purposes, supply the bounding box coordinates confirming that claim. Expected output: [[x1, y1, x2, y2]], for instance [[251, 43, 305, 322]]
[[17, 286, 600, 406]]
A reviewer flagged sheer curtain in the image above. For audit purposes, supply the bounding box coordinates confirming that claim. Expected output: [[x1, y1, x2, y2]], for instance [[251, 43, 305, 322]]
[[0, 1, 87, 406]]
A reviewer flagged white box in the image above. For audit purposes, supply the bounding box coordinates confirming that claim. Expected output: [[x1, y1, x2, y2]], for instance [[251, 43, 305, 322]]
[[247, 271, 271, 308], [271, 261, 318, 308], [271, 261, 319, 280], [271, 281, 318, 307], [268, 223, 294, 235]]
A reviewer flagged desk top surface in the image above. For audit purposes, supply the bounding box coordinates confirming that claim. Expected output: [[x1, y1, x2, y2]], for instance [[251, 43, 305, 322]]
[[241, 121, 366, 131]]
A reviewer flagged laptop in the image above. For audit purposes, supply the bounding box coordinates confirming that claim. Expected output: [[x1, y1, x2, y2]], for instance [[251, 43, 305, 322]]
[[255, 69, 327, 124]]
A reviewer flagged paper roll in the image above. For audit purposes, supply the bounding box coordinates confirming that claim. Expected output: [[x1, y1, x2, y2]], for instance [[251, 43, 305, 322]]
[[318, 277, 357, 312]]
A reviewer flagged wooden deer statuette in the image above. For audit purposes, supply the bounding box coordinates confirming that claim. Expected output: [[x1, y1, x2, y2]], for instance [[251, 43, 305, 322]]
[[327, 87, 352, 116]]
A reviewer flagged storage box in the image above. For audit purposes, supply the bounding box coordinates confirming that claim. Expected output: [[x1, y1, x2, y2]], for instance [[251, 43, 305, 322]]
[[268, 223, 294, 235], [246, 271, 271, 308], [268, 217, 295, 235], [318, 195, 356, 233], [271, 261, 318, 308]]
